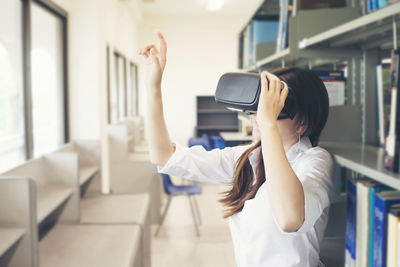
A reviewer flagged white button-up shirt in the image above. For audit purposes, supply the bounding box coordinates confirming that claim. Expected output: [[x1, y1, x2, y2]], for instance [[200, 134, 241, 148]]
[[157, 136, 334, 267]]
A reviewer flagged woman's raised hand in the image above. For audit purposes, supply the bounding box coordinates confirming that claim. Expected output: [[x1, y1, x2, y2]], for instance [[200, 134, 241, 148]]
[[137, 31, 167, 89], [256, 71, 289, 128]]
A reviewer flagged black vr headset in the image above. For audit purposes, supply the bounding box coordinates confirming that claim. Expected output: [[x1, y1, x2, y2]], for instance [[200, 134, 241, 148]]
[[214, 72, 298, 120]]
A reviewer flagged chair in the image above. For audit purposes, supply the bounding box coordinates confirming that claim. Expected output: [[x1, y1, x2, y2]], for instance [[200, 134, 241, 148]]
[[155, 174, 202, 237], [211, 136, 226, 149], [188, 134, 212, 151]]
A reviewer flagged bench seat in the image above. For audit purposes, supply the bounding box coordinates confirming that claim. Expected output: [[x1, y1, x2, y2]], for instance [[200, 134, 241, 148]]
[[79, 166, 99, 186], [0, 228, 25, 257], [80, 194, 151, 267], [37, 185, 73, 223], [39, 224, 141, 267]]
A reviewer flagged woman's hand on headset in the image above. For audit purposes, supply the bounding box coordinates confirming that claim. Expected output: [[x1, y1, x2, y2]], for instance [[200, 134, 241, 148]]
[[256, 71, 289, 129], [137, 31, 167, 89]]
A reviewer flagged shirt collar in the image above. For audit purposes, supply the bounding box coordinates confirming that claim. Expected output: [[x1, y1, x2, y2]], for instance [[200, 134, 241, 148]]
[[248, 136, 312, 166]]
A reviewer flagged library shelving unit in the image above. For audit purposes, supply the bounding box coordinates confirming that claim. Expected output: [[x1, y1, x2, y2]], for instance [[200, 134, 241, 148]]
[[240, 0, 400, 265], [195, 96, 239, 137], [239, 0, 362, 71], [241, 0, 400, 190]]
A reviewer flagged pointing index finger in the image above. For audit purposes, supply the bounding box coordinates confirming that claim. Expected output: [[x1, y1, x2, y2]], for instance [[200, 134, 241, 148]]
[[158, 32, 167, 58]]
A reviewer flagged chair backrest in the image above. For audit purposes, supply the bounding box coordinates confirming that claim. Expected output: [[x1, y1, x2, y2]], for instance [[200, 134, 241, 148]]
[[161, 174, 175, 195], [211, 136, 226, 149], [188, 136, 212, 151], [201, 134, 212, 150]]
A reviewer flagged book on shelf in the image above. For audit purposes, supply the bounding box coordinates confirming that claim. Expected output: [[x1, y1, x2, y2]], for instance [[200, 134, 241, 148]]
[[345, 179, 357, 267], [276, 0, 293, 53], [368, 0, 399, 11], [345, 178, 398, 267], [356, 180, 374, 267], [377, 0, 387, 8], [249, 19, 279, 67], [313, 70, 345, 106], [367, 0, 377, 12], [241, 19, 279, 68], [398, 209, 400, 267], [386, 204, 400, 266], [376, 62, 391, 146], [369, 184, 394, 266], [385, 48, 400, 172], [374, 191, 400, 267]]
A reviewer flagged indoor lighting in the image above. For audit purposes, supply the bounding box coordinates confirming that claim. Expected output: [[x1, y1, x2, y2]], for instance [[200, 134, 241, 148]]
[[207, 0, 224, 11]]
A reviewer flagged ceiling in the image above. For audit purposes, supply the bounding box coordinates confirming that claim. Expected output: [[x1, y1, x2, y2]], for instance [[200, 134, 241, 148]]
[[138, 0, 263, 15]]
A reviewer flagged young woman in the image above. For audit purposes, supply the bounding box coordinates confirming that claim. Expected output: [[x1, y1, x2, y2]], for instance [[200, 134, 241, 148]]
[[138, 32, 334, 267]]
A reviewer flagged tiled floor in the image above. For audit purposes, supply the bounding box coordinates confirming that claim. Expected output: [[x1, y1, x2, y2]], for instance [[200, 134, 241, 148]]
[[151, 179, 236, 267]]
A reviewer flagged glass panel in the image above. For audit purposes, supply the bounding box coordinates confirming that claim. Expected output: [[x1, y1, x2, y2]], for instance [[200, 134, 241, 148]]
[[31, 3, 65, 157], [128, 63, 138, 116], [118, 56, 126, 119], [112, 53, 127, 122], [110, 53, 118, 123], [133, 64, 138, 116], [127, 63, 133, 117], [0, 0, 25, 172]]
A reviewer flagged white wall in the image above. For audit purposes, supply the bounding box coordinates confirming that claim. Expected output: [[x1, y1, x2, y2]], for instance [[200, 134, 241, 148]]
[[53, 0, 141, 192], [53, 0, 141, 140], [138, 14, 248, 145]]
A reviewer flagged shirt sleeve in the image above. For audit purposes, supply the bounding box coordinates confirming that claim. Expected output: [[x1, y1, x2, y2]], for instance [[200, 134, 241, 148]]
[[294, 148, 334, 234], [157, 142, 250, 185]]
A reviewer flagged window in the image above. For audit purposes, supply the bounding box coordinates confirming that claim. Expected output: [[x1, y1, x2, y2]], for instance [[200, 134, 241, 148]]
[[128, 62, 139, 116], [110, 51, 127, 123], [0, 0, 25, 172], [30, 2, 67, 157], [0, 0, 68, 171]]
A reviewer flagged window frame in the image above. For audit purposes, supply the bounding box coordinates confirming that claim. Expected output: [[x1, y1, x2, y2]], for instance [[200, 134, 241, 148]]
[[108, 49, 128, 123], [22, 0, 69, 159], [129, 61, 139, 116]]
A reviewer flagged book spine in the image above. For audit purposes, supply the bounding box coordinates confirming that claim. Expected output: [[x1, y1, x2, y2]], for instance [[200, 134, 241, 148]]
[[356, 182, 370, 267], [373, 194, 385, 267], [385, 49, 400, 172], [368, 187, 376, 267], [386, 213, 397, 266], [397, 219, 400, 266], [377, 65, 385, 146], [368, 0, 373, 12], [346, 179, 357, 263], [372, 0, 377, 10]]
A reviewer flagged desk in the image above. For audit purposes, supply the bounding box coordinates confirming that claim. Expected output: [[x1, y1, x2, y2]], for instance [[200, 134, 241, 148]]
[[220, 132, 254, 142]]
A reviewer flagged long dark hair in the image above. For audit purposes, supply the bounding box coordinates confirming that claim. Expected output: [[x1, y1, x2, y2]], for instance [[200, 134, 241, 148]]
[[219, 67, 329, 218]]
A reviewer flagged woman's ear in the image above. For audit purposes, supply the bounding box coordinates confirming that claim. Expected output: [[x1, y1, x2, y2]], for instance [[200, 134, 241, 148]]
[[296, 118, 307, 135]]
